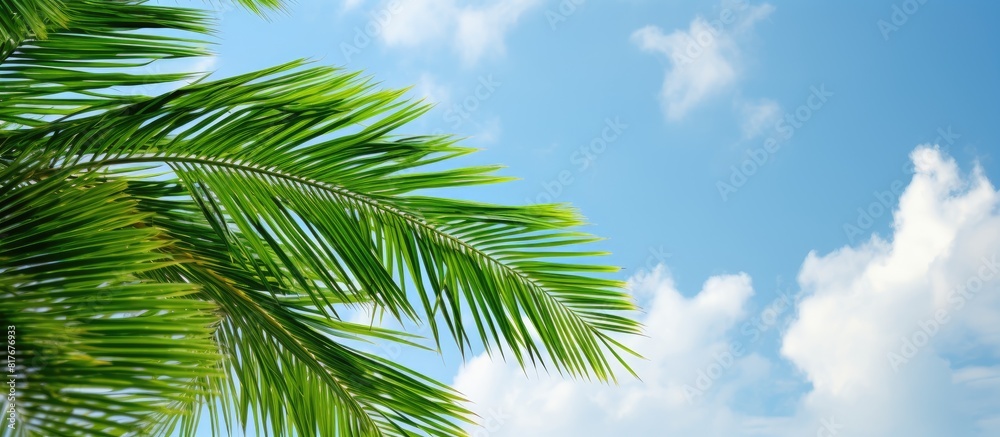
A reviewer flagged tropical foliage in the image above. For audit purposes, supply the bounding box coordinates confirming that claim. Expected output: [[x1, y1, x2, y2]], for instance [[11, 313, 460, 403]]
[[0, 1, 641, 435]]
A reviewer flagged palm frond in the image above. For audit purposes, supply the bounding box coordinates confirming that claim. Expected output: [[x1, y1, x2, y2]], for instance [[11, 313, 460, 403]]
[[0, 0, 643, 435], [128, 179, 473, 436], [2, 58, 641, 377], [0, 0, 67, 41], [0, 168, 221, 436]]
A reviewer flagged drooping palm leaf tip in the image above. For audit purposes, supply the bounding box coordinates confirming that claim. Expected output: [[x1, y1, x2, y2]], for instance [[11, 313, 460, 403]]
[[0, 0, 642, 435]]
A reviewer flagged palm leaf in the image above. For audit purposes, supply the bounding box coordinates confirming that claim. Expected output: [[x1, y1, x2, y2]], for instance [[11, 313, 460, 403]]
[[0, 0, 643, 435], [0, 167, 221, 436]]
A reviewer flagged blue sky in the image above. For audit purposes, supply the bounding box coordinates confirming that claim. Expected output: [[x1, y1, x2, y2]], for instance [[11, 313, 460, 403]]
[[190, 0, 1000, 435]]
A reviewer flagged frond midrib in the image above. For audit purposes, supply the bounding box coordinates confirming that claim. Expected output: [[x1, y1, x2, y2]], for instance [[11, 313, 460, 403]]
[[59, 153, 618, 349]]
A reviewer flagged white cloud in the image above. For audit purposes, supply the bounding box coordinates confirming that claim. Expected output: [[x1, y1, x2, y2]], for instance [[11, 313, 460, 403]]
[[782, 146, 1000, 436], [416, 72, 452, 105], [341, 0, 365, 12], [631, 4, 773, 120], [454, 0, 540, 65], [380, 0, 455, 49], [453, 267, 796, 436], [379, 0, 542, 65], [451, 146, 1000, 436], [737, 98, 782, 138]]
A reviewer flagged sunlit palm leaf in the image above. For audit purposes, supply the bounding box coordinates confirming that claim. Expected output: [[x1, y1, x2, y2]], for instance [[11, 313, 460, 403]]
[[0, 0, 642, 435], [0, 168, 221, 436]]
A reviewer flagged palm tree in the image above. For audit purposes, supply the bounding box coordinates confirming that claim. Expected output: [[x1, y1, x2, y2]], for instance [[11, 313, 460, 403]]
[[0, 1, 641, 435]]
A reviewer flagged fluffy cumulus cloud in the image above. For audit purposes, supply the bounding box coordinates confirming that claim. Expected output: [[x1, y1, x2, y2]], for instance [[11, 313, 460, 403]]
[[451, 146, 1000, 436], [631, 2, 774, 120], [378, 0, 542, 65], [452, 268, 790, 436], [783, 146, 1000, 436]]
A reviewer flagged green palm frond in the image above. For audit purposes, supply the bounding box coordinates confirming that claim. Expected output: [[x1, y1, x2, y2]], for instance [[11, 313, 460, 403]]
[[0, 167, 221, 436], [125, 180, 472, 436], [0, 0, 642, 436], [0, 0, 67, 41]]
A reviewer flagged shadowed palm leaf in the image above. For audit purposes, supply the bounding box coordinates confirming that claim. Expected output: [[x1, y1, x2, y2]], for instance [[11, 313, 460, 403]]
[[0, 1, 642, 435]]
